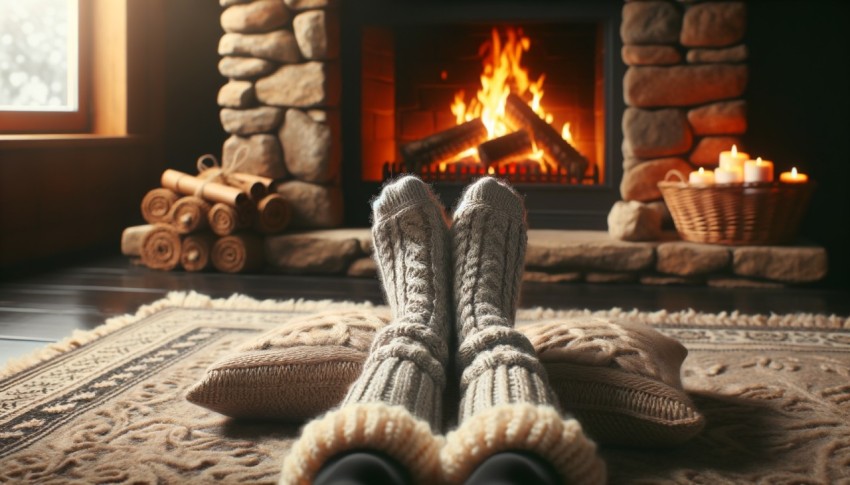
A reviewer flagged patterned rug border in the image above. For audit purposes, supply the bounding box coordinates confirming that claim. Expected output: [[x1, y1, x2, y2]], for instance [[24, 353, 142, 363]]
[[3, 290, 848, 379]]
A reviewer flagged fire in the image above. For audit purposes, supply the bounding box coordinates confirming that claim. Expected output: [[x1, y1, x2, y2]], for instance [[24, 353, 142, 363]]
[[450, 27, 572, 149]]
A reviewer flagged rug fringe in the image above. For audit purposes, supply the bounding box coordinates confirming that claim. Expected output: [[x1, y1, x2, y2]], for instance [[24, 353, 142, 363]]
[[518, 306, 850, 329], [3, 291, 847, 379], [0, 291, 376, 379]]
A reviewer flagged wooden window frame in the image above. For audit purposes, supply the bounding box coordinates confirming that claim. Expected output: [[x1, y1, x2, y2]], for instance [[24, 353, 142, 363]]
[[0, 1, 91, 133], [0, 0, 162, 138]]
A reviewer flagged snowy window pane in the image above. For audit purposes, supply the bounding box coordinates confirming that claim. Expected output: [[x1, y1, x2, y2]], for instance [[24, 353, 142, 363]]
[[0, 0, 78, 111]]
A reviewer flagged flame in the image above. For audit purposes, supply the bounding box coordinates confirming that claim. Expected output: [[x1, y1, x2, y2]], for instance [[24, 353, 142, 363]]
[[450, 27, 570, 145], [791, 167, 798, 176], [561, 122, 574, 145], [731, 144, 738, 157]]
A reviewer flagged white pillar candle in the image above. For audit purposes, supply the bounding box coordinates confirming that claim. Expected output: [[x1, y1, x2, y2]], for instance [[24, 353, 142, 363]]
[[714, 167, 743, 184], [743, 157, 774, 183], [689, 167, 715, 185], [779, 167, 809, 184], [719, 144, 749, 171]]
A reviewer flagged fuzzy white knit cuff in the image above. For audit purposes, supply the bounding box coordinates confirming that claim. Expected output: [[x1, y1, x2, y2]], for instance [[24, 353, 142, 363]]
[[441, 403, 606, 485], [279, 402, 443, 485]]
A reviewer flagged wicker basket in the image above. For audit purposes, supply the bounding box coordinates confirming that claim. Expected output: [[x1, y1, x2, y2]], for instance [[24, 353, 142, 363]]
[[658, 173, 814, 245]]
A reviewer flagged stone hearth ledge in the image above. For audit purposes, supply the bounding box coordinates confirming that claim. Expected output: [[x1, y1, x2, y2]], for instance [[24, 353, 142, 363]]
[[263, 229, 827, 286]]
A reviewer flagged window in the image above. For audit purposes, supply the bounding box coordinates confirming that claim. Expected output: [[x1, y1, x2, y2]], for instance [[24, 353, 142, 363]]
[[0, 0, 88, 133]]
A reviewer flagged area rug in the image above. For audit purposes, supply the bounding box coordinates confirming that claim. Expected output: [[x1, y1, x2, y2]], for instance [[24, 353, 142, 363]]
[[1, 292, 849, 484]]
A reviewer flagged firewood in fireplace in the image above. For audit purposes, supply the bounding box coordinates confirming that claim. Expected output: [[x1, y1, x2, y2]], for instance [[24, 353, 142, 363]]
[[400, 118, 487, 173], [503, 93, 589, 179], [477, 130, 534, 168]]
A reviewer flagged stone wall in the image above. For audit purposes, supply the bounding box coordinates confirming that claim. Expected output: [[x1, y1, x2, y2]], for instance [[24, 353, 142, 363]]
[[217, 0, 343, 229], [613, 0, 748, 240]]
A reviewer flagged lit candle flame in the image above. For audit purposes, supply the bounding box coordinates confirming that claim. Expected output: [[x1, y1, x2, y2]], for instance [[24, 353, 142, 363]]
[[731, 145, 738, 156], [698, 167, 705, 175], [791, 167, 798, 177]]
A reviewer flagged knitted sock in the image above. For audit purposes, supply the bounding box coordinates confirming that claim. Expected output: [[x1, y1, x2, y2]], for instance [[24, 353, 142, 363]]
[[281, 176, 449, 485], [442, 177, 606, 485]]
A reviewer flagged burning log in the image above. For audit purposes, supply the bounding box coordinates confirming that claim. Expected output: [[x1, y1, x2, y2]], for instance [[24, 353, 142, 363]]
[[504, 93, 589, 178], [400, 118, 487, 173], [477, 130, 534, 167]]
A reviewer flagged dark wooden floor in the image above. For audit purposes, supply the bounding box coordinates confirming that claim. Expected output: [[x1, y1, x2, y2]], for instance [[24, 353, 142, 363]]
[[2, 252, 850, 364]]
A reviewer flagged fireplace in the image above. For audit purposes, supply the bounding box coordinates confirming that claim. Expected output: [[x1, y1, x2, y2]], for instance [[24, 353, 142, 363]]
[[198, 0, 836, 287], [216, 0, 749, 238], [339, 1, 625, 229]]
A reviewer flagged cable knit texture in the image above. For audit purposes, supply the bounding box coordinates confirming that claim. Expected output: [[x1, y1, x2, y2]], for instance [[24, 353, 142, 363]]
[[279, 176, 449, 484], [449, 177, 606, 484], [342, 175, 451, 429]]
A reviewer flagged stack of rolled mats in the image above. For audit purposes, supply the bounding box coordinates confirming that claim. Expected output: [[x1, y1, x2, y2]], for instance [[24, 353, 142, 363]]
[[122, 167, 291, 273]]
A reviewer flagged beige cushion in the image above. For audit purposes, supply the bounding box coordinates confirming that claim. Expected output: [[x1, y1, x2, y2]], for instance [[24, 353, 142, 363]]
[[185, 309, 390, 421], [186, 310, 704, 446], [523, 317, 704, 446]]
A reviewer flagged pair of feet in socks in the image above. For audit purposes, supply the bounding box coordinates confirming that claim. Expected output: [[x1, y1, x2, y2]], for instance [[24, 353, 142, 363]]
[[281, 176, 605, 485]]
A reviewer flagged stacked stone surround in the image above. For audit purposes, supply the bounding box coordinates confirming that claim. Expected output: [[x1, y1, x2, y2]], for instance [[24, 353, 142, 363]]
[[265, 228, 827, 287], [217, 0, 343, 229], [612, 0, 748, 240]]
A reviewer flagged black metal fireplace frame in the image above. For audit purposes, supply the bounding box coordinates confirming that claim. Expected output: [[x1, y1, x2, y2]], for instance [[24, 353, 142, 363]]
[[341, 0, 625, 229]]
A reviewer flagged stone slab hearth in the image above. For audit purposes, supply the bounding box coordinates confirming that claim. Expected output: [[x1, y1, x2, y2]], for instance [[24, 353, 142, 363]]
[[264, 229, 828, 287]]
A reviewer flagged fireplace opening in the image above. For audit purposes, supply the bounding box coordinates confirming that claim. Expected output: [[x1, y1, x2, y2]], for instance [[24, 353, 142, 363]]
[[364, 24, 604, 187], [341, 1, 625, 229]]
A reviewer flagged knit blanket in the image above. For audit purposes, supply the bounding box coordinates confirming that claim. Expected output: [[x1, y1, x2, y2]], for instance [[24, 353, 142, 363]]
[[1, 292, 848, 484]]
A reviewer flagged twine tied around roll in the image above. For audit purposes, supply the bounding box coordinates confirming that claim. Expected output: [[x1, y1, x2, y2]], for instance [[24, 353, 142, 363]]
[[195, 150, 269, 201]]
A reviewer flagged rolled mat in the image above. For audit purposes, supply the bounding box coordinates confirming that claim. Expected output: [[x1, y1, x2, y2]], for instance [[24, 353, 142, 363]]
[[211, 234, 265, 273], [255, 194, 291, 234], [161, 168, 249, 207], [169, 196, 211, 234], [180, 232, 216, 272], [121, 224, 155, 257], [200, 168, 269, 202], [208, 202, 253, 236], [140, 188, 179, 224], [140, 224, 182, 271]]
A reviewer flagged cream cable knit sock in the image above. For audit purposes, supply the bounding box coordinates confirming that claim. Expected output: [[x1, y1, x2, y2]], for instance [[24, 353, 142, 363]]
[[443, 177, 606, 485], [345, 175, 451, 428], [280, 176, 449, 485]]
